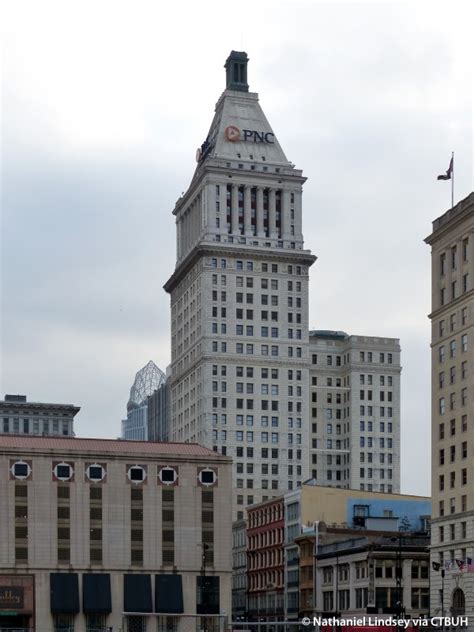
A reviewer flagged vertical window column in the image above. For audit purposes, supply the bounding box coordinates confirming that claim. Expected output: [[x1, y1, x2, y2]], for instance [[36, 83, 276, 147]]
[[162, 488, 175, 565], [201, 489, 214, 568], [256, 187, 264, 237], [231, 184, 239, 235], [269, 188, 277, 239], [89, 487, 103, 564], [217, 183, 226, 236], [226, 184, 232, 233], [275, 189, 282, 239], [14, 483, 28, 563], [244, 185, 252, 236], [57, 484, 71, 564], [293, 190, 302, 239], [281, 190, 291, 240], [130, 488, 144, 565]]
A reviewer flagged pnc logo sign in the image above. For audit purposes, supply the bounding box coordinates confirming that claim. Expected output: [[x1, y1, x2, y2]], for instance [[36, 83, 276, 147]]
[[224, 125, 275, 144], [224, 125, 240, 142]]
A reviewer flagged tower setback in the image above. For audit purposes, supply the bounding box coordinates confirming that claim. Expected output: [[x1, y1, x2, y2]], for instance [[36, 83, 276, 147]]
[[164, 52, 316, 517]]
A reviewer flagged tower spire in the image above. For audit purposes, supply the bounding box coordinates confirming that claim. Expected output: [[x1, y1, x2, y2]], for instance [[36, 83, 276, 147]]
[[224, 50, 249, 92]]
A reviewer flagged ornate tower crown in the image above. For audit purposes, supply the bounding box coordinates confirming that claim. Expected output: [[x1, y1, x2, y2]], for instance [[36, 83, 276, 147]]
[[224, 51, 249, 92]]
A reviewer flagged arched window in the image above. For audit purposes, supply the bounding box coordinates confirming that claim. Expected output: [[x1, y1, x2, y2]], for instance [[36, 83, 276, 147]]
[[451, 588, 465, 616]]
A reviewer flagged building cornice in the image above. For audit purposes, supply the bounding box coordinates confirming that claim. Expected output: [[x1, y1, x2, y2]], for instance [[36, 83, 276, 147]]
[[428, 288, 474, 321], [424, 193, 474, 245], [164, 243, 316, 294], [0, 445, 231, 465]]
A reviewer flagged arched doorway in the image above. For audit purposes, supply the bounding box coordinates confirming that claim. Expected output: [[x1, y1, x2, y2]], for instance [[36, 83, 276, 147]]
[[451, 588, 465, 616]]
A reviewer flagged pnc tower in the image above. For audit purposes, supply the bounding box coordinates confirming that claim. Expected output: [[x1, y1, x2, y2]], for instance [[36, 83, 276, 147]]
[[164, 52, 316, 516]]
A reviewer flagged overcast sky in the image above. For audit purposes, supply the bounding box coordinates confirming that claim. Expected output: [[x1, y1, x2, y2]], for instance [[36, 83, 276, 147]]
[[1, 0, 472, 497]]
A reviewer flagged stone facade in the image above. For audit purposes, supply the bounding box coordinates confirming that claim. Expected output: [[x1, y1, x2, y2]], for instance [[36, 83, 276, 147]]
[[0, 435, 232, 632], [164, 52, 316, 519], [315, 534, 430, 617], [309, 331, 401, 493], [425, 192, 474, 619], [0, 394, 78, 437]]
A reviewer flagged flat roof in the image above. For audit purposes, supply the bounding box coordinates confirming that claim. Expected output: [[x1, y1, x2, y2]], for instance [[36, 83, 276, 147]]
[[0, 434, 224, 458], [0, 400, 80, 413], [425, 191, 474, 243]]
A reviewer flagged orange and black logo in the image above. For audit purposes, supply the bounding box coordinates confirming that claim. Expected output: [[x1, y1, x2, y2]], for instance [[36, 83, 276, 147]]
[[224, 125, 241, 142]]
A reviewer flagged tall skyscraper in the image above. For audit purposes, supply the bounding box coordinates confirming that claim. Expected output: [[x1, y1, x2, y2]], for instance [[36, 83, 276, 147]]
[[425, 192, 474, 618], [164, 51, 316, 514], [309, 330, 401, 493], [122, 360, 166, 441]]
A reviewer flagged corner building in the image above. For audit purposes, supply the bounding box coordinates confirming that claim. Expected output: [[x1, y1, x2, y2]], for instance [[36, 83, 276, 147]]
[[425, 192, 474, 620], [0, 435, 232, 632], [164, 51, 316, 518]]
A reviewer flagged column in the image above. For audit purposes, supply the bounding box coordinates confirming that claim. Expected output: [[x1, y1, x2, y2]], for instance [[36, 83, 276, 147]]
[[231, 184, 239, 236], [176, 217, 182, 260], [201, 189, 207, 230], [219, 185, 228, 236], [347, 561, 354, 611], [256, 187, 264, 237], [269, 188, 277, 239], [182, 212, 187, 254], [402, 559, 411, 614], [294, 190, 303, 240], [244, 185, 252, 237], [282, 189, 291, 240]]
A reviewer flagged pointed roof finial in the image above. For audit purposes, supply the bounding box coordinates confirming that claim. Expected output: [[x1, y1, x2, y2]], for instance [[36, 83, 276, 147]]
[[224, 51, 249, 92]]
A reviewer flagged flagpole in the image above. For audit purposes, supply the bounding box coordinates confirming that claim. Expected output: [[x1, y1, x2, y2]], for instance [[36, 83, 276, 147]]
[[451, 151, 454, 209]]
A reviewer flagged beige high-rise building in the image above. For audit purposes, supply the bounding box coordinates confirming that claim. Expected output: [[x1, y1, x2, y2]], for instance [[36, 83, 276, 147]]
[[164, 51, 316, 518], [308, 331, 401, 493], [425, 192, 474, 619]]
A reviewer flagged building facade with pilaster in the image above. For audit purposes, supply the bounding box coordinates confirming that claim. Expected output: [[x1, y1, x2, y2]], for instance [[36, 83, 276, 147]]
[[426, 192, 474, 620], [164, 51, 316, 518], [308, 331, 401, 493]]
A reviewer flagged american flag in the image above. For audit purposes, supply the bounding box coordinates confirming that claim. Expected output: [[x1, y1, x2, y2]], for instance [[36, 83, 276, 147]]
[[467, 557, 474, 573]]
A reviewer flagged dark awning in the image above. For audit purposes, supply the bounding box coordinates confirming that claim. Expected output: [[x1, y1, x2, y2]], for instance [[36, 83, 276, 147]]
[[50, 573, 80, 614], [83, 574, 112, 614], [124, 574, 152, 613], [155, 575, 184, 614], [196, 576, 220, 615]]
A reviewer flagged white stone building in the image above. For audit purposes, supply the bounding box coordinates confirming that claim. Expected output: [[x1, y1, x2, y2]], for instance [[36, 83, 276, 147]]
[[308, 330, 401, 493], [164, 51, 316, 518]]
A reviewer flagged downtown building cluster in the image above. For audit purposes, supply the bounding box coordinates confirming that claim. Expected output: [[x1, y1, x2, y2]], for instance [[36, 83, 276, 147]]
[[162, 51, 402, 519], [1, 50, 473, 631]]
